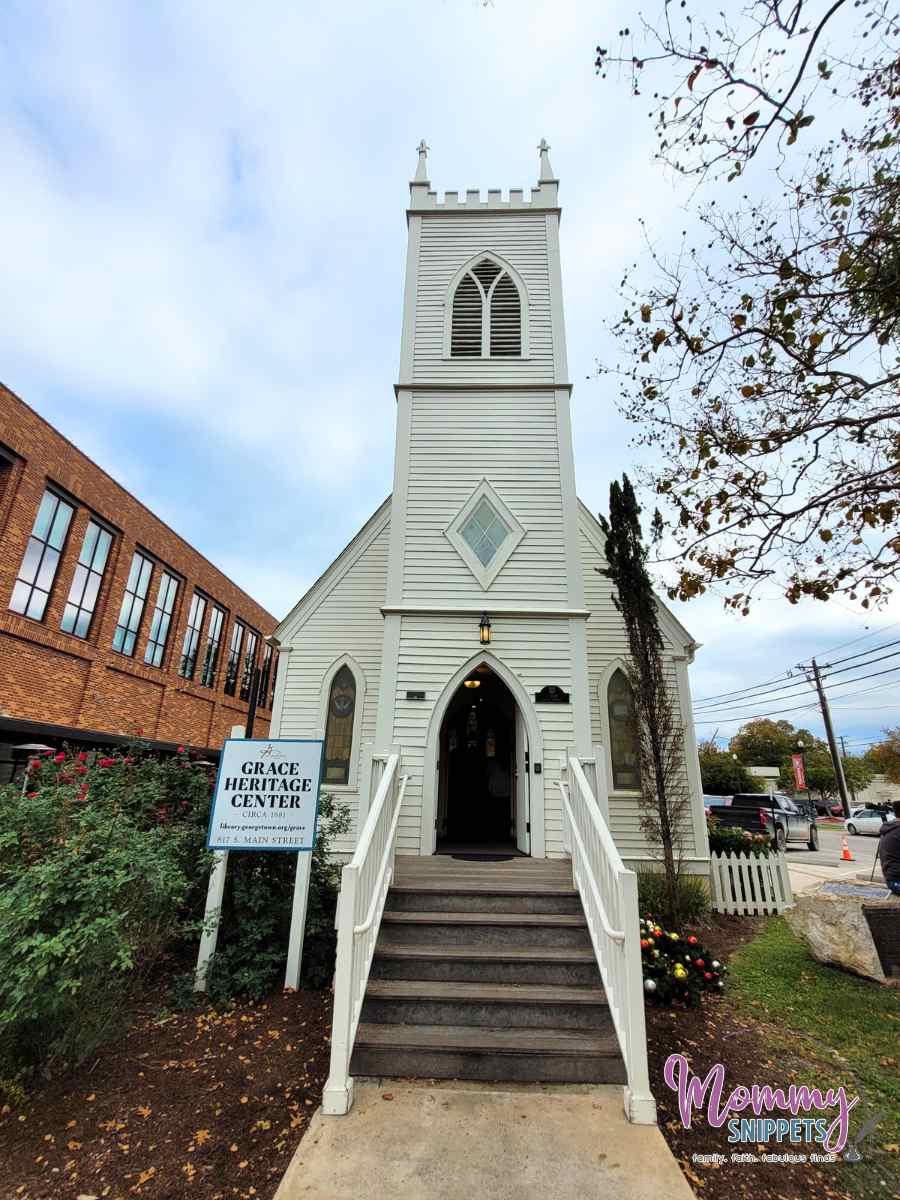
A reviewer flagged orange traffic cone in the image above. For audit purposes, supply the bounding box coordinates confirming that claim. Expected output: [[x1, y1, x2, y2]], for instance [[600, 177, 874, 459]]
[[841, 836, 855, 862]]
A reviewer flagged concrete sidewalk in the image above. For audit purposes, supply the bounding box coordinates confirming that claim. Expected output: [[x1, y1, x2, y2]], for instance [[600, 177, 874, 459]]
[[273, 1081, 695, 1200]]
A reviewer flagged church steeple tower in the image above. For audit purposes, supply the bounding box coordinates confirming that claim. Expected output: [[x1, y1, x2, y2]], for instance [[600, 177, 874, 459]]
[[375, 143, 591, 856]]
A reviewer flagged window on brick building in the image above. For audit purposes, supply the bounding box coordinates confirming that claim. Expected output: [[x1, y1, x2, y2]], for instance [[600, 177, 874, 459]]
[[258, 643, 273, 710], [200, 605, 226, 688], [178, 592, 207, 679], [112, 550, 153, 656], [11, 488, 76, 621], [223, 619, 245, 697], [0, 447, 16, 508], [144, 570, 179, 668], [61, 519, 113, 638], [240, 628, 259, 701]]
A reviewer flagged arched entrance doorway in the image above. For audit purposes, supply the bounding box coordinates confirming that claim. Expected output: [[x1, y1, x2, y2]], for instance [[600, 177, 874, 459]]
[[435, 663, 531, 855]]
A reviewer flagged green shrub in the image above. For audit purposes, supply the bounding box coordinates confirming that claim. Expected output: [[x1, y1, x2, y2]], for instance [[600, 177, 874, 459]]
[[202, 792, 351, 1003], [636, 868, 710, 926], [0, 749, 208, 1077], [639, 915, 726, 1006], [707, 817, 773, 857], [0, 741, 352, 1079]]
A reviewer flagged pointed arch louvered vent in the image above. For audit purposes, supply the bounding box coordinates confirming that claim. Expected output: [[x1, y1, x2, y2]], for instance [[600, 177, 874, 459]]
[[449, 257, 524, 359], [450, 272, 482, 357], [490, 273, 522, 356]]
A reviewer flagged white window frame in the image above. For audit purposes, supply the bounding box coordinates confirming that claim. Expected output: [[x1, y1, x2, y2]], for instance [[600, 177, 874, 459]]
[[444, 478, 525, 589], [318, 653, 367, 793], [442, 250, 530, 360]]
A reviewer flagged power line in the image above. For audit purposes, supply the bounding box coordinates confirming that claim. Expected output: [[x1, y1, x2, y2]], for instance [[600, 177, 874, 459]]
[[694, 653, 900, 717], [693, 665, 900, 724], [812, 618, 900, 659], [820, 637, 900, 669], [694, 662, 900, 719], [692, 624, 900, 707]]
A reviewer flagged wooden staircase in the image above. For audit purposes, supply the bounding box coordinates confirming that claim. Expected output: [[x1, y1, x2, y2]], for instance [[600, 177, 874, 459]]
[[350, 855, 626, 1084]]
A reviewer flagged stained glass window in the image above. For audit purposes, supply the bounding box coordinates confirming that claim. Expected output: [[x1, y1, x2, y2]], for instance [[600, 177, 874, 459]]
[[324, 665, 356, 785], [608, 668, 641, 791]]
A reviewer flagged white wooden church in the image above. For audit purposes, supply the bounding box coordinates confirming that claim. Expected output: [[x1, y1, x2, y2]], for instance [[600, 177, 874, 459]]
[[269, 144, 710, 1121]]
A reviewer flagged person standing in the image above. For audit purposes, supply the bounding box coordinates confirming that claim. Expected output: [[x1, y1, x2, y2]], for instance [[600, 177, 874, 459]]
[[878, 802, 900, 896]]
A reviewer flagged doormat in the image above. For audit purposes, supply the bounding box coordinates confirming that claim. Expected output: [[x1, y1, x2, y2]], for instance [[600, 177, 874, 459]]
[[451, 853, 516, 862]]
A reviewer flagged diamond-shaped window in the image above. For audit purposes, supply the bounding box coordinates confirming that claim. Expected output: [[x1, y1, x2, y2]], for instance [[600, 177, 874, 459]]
[[445, 480, 525, 588], [461, 498, 511, 567]]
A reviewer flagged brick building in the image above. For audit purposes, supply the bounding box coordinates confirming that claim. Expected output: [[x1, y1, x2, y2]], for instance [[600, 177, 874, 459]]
[[0, 382, 278, 780]]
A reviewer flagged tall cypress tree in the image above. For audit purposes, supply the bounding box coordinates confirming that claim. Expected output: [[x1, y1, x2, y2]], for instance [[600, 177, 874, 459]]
[[599, 475, 691, 919]]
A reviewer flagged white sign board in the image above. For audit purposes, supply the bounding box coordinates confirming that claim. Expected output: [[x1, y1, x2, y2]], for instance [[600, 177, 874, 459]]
[[206, 738, 324, 851]]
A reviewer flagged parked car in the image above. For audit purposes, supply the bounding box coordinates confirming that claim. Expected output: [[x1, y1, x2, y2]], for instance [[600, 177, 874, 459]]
[[704, 795, 732, 816], [726, 792, 819, 851], [845, 807, 896, 837]]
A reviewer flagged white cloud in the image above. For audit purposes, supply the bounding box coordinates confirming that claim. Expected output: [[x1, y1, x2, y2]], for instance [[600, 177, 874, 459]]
[[2, 0, 895, 745]]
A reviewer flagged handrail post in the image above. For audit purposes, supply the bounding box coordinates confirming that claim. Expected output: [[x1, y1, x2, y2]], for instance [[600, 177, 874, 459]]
[[620, 869, 656, 1124], [322, 864, 358, 1116]]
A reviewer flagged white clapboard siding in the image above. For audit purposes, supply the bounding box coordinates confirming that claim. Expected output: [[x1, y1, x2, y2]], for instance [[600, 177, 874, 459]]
[[390, 614, 576, 856], [710, 851, 793, 915], [578, 508, 700, 862], [413, 214, 554, 383], [278, 520, 391, 854], [402, 391, 567, 607]]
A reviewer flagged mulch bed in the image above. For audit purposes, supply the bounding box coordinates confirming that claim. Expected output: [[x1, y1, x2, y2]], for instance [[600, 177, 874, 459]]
[[645, 913, 855, 1200], [0, 986, 332, 1200]]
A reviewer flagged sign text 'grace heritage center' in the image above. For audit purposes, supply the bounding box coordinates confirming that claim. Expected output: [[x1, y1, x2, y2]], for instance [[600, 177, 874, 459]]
[[206, 738, 324, 851]]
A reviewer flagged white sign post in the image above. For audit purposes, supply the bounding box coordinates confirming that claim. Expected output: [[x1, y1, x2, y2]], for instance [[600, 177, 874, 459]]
[[194, 731, 324, 992]]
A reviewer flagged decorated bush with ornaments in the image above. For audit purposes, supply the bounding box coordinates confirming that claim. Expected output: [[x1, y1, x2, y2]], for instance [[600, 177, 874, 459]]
[[639, 915, 726, 1007]]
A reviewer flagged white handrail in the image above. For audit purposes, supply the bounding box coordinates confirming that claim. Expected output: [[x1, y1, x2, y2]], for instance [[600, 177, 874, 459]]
[[562, 753, 657, 1126], [322, 752, 407, 1117], [557, 781, 624, 944], [354, 775, 408, 934]]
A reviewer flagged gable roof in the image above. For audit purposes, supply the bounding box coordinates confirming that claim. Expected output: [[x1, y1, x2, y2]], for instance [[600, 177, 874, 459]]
[[273, 496, 392, 643]]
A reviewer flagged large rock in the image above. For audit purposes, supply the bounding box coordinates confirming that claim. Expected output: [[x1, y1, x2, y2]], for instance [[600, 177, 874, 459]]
[[785, 881, 899, 984]]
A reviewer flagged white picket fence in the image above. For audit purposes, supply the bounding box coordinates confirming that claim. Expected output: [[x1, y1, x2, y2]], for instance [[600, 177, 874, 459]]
[[710, 850, 793, 915]]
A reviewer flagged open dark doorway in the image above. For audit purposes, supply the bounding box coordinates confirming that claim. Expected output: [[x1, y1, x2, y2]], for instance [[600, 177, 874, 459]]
[[435, 663, 529, 855]]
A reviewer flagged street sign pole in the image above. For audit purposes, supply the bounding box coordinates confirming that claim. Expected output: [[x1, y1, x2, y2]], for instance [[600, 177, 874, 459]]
[[194, 723, 245, 992]]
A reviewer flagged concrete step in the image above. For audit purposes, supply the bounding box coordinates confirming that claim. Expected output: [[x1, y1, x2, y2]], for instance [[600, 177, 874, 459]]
[[370, 942, 601, 986], [350, 1022, 626, 1084], [360, 978, 613, 1031], [380, 909, 591, 949], [387, 885, 581, 915]]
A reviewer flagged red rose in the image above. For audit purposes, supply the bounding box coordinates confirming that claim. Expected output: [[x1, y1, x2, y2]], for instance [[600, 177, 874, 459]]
[[75, 765, 88, 775], [77, 751, 88, 763], [687, 935, 698, 944], [694, 959, 705, 968], [640, 938, 650, 949], [704, 972, 713, 980], [53, 752, 65, 764], [177, 745, 185, 753], [43, 749, 54, 756], [124, 756, 134, 764], [26, 791, 38, 798], [28, 758, 41, 770], [98, 757, 116, 768]]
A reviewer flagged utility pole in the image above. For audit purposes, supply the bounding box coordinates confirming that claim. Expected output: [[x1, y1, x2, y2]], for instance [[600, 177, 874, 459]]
[[839, 735, 858, 807], [808, 658, 852, 817]]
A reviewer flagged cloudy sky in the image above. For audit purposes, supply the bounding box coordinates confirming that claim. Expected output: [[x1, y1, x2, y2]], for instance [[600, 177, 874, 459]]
[[2, 0, 897, 755]]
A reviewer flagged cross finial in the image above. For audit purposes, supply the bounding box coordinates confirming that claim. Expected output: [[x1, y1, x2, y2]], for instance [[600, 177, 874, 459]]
[[538, 137, 555, 182], [413, 139, 429, 183]]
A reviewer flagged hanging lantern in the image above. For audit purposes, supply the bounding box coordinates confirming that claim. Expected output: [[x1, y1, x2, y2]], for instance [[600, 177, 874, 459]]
[[479, 612, 492, 644]]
